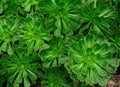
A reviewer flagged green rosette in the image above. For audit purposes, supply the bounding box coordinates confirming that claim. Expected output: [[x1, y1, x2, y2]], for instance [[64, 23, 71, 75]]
[[19, 14, 51, 54], [41, 67, 69, 87], [40, 37, 67, 67], [0, 16, 19, 54], [67, 31, 119, 86], [78, 0, 117, 36], [0, 48, 40, 87], [39, 0, 80, 36]]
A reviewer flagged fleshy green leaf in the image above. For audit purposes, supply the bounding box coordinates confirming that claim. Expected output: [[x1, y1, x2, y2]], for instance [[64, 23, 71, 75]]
[[24, 78, 30, 87], [109, 58, 119, 67]]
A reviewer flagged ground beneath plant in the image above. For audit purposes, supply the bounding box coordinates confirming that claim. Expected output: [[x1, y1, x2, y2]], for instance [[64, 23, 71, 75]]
[[102, 73, 120, 87]]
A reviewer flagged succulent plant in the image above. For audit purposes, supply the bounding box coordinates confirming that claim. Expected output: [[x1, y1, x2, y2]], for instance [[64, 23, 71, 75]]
[[0, 48, 40, 87], [0, 16, 19, 54], [114, 31, 120, 47], [78, 0, 117, 36], [67, 31, 119, 86], [40, 37, 67, 67], [0, 0, 6, 14], [19, 14, 51, 54], [5, 0, 39, 15], [0, 1, 119, 87], [21, 0, 39, 12], [39, 0, 80, 36], [41, 67, 69, 87]]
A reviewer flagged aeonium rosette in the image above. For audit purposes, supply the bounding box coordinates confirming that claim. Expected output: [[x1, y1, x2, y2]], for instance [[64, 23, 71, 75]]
[[0, 48, 40, 87], [78, 0, 117, 36], [18, 14, 52, 55], [66, 31, 119, 86], [41, 67, 69, 87], [39, 0, 80, 36], [0, 16, 19, 54], [40, 37, 67, 67]]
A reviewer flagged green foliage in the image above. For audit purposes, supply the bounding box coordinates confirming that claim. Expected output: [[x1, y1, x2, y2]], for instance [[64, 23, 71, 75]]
[[40, 0, 80, 36], [41, 67, 69, 87], [0, 0, 6, 14], [0, 0, 120, 87], [18, 14, 51, 54], [0, 48, 40, 87], [2, 0, 39, 16], [0, 16, 19, 54], [40, 37, 67, 67], [67, 31, 119, 86], [78, 0, 117, 35]]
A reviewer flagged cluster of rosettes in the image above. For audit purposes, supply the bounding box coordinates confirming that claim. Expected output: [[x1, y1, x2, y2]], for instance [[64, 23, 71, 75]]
[[67, 32, 119, 86]]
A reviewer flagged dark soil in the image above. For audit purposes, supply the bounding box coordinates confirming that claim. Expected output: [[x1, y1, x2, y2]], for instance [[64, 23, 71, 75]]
[[30, 79, 42, 87], [102, 73, 120, 87]]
